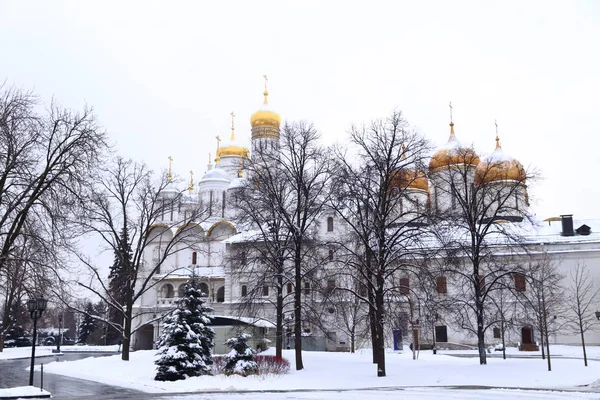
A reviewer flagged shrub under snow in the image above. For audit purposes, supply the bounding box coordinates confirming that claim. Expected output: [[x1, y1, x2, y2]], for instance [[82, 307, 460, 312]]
[[223, 333, 258, 377]]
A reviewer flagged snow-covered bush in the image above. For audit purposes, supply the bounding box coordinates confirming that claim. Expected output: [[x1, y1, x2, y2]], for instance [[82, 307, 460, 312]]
[[154, 280, 215, 381], [223, 333, 258, 377]]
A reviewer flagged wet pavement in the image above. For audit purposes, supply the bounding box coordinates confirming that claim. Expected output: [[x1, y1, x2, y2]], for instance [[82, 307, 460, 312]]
[[0, 352, 145, 399]]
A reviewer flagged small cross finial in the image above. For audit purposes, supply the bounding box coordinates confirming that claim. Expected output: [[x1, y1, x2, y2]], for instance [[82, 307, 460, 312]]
[[263, 74, 269, 105], [208, 152, 211, 165], [216, 135, 221, 149], [495, 119, 501, 149], [230, 111, 236, 141], [188, 170, 194, 193], [449, 101, 453, 123], [167, 156, 173, 181]]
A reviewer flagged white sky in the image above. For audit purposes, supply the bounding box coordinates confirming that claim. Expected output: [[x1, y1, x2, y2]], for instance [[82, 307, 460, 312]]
[[1, 0, 599, 219]]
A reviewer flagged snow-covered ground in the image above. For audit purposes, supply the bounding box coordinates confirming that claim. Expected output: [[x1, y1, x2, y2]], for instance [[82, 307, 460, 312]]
[[0, 344, 119, 360], [38, 346, 600, 394], [0, 385, 50, 398], [438, 344, 600, 359], [154, 389, 600, 400]]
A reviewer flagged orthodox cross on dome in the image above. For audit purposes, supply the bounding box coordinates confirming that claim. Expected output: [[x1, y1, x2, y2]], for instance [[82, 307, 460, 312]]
[[449, 101, 453, 124], [448, 101, 455, 138], [188, 170, 194, 193], [167, 155, 173, 181], [215, 136, 221, 164], [495, 119, 501, 149], [263, 74, 269, 105], [230, 111, 236, 141]]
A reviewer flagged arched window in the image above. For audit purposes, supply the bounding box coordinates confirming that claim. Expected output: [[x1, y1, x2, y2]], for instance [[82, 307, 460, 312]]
[[192, 251, 197, 265], [241, 285, 248, 297], [161, 284, 174, 298], [327, 217, 334, 232], [177, 284, 186, 298], [216, 286, 225, 303], [399, 277, 410, 295], [328, 249, 334, 262], [241, 251, 247, 265], [199, 282, 209, 297], [287, 283, 293, 294]]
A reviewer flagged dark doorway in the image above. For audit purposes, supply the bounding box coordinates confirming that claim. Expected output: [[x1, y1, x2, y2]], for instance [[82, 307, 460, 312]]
[[521, 327, 533, 344], [435, 325, 448, 342], [135, 324, 154, 350]]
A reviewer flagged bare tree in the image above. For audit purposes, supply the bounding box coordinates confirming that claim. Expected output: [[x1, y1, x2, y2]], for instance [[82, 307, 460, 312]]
[[519, 253, 566, 371], [566, 262, 599, 366], [432, 127, 538, 365], [63, 157, 208, 361], [229, 122, 330, 370], [0, 84, 106, 350], [329, 110, 431, 377]]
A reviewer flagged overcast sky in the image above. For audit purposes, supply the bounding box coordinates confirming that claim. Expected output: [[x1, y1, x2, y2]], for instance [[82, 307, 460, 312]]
[[1, 0, 599, 219]]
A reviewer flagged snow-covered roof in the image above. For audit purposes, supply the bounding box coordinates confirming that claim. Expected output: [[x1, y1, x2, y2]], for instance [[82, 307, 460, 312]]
[[165, 266, 226, 279], [228, 176, 248, 190], [200, 167, 230, 183]]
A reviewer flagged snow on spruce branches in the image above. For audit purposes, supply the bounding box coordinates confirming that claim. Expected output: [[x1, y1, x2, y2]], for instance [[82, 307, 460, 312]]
[[154, 279, 215, 381], [223, 333, 258, 377]]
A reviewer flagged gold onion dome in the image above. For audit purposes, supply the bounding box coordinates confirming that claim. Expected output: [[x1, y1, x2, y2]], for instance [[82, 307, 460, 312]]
[[250, 78, 281, 128], [475, 135, 526, 185], [429, 122, 480, 172], [217, 112, 250, 159], [392, 145, 429, 192]]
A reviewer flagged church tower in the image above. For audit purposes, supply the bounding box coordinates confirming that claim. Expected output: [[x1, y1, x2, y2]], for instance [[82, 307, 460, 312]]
[[250, 75, 281, 157]]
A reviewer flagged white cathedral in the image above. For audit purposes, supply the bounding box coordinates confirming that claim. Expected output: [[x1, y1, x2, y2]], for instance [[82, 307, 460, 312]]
[[131, 81, 600, 353]]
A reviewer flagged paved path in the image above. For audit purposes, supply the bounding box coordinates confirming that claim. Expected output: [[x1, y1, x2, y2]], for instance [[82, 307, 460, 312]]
[[0, 353, 144, 399]]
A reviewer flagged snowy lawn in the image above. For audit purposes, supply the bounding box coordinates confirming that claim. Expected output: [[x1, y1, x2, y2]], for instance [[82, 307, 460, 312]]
[[0, 347, 53, 360], [0, 386, 50, 398], [439, 344, 600, 359], [38, 347, 600, 394]]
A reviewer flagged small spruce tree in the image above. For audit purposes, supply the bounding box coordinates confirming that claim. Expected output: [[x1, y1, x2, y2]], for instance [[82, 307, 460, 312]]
[[223, 333, 258, 376], [107, 228, 132, 344], [154, 279, 215, 381], [77, 302, 98, 344]]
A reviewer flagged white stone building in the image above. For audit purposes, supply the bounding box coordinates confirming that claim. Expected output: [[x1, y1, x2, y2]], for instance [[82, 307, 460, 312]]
[[131, 83, 600, 352]]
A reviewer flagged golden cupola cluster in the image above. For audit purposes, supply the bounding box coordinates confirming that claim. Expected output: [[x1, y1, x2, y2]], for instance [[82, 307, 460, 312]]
[[475, 133, 526, 185], [216, 111, 250, 160], [429, 121, 480, 172]]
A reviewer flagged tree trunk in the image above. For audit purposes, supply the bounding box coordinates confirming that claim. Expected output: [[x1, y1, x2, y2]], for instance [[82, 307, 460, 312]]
[[501, 319, 506, 360], [121, 300, 133, 361], [476, 300, 487, 365], [579, 317, 587, 367], [293, 245, 303, 370], [543, 311, 551, 371], [275, 275, 284, 359], [375, 288, 386, 377]]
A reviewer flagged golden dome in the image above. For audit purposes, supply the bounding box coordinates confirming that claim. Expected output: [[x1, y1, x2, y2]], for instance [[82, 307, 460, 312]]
[[250, 89, 281, 128], [475, 136, 526, 185], [429, 122, 480, 172], [391, 169, 429, 192], [217, 145, 249, 158], [217, 111, 250, 159]]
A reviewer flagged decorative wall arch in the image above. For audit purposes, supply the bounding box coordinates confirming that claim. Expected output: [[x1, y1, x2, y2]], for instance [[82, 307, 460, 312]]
[[207, 220, 237, 238]]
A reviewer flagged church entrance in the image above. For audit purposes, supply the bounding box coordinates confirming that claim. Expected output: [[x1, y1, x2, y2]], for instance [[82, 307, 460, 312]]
[[519, 326, 539, 351], [135, 324, 155, 350]]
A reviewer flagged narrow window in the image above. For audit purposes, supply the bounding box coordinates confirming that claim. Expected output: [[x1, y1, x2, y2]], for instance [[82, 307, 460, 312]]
[[514, 273, 526, 292], [399, 277, 410, 295], [192, 251, 197, 265], [326, 279, 336, 294], [436, 276, 447, 294], [209, 191, 213, 216], [170, 201, 174, 221], [241, 251, 246, 265], [327, 217, 334, 232], [287, 283, 293, 294], [217, 286, 225, 302], [241, 285, 248, 297], [262, 285, 269, 296], [304, 282, 311, 295], [222, 190, 226, 217], [478, 275, 486, 292], [493, 327, 501, 339], [515, 191, 520, 211], [328, 249, 334, 262]]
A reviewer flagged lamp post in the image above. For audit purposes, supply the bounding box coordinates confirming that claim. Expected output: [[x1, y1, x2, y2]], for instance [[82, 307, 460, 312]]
[[28, 297, 48, 386], [56, 314, 62, 353], [284, 314, 293, 350]]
